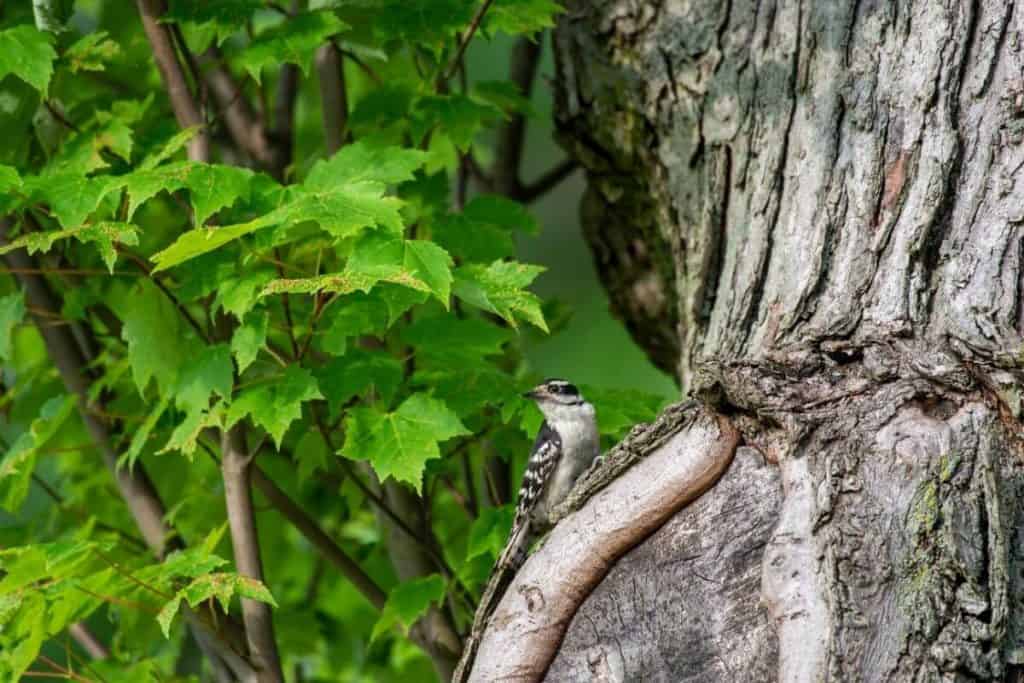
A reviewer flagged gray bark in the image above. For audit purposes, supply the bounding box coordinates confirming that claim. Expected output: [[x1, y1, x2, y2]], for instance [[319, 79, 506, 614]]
[[479, 0, 1024, 680]]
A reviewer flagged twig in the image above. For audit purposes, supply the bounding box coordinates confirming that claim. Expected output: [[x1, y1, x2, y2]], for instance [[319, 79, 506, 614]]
[[249, 465, 386, 609], [68, 623, 110, 660], [221, 425, 285, 683], [518, 158, 579, 203], [136, 0, 209, 162], [44, 101, 82, 133], [441, 0, 495, 85]]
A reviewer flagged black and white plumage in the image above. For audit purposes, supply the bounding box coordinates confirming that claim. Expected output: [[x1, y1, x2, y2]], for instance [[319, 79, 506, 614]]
[[454, 379, 600, 682]]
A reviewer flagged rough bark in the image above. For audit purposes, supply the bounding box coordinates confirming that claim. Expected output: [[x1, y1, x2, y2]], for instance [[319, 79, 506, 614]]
[[466, 0, 1024, 680]]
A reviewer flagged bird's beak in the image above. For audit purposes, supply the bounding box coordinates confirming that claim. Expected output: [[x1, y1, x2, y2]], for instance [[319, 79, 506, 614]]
[[522, 385, 544, 400]]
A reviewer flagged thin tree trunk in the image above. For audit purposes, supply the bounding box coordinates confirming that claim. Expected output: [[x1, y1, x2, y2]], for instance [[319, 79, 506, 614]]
[[467, 0, 1024, 680]]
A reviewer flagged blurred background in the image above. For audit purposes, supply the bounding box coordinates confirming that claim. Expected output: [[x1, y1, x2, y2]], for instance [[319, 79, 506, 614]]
[[468, 35, 678, 398]]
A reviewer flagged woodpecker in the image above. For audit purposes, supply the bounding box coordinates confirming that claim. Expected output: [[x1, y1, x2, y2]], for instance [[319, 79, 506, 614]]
[[455, 379, 601, 683], [515, 378, 601, 531]]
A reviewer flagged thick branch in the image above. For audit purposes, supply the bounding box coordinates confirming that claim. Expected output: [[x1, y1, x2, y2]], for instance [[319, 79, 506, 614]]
[[492, 37, 542, 197], [0, 221, 252, 680], [374, 477, 463, 682], [201, 48, 275, 167], [221, 426, 285, 683], [458, 403, 739, 682], [315, 44, 347, 155], [136, 0, 209, 162]]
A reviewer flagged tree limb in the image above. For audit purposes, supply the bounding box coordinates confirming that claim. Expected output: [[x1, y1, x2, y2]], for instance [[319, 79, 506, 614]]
[[441, 0, 495, 85], [67, 623, 109, 660], [249, 464, 386, 609], [200, 48, 275, 167], [518, 158, 578, 203], [136, 0, 209, 162], [0, 220, 253, 681], [455, 402, 739, 682], [492, 37, 542, 197], [221, 425, 285, 683], [315, 43, 347, 155]]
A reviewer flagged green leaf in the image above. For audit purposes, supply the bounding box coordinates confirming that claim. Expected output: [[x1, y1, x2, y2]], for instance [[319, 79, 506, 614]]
[[375, 0, 475, 56], [471, 80, 537, 117], [226, 366, 322, 447], [175, 344, 234, 413], [465, 504, 515, 561], [316, 349, 402, 415], [582, 386, 668, 440], [0, 222, 138, 274], [161, 408, 220, 458], [165, 0, 263, 48], [156, 597, 181, 638], [463, 195, 539, 234], [237, 10, 349, 83], [231, 310, 268, 373], [413, 94, 501, 151], [371, 575, 446, 641], [485, 0, 562, 36], [151, 168, 406, 270], [64, 31, 120, 72], [234, 575, 277, 606], [119, 281, 190, 394], [0, 396, 76, 512], [155, 543, 229, 581], [122, 394, 171, 471], [432, 214, 514, 262], [23, 172, 119, 228], [265, 234, 452, 305], [453, 261, 547, 331], [342, 393, 469, 489], [0, 165, 22, 214], [401, 314, 511, 361], [0, 292, 25, 362], [318, 294, 388, 355], [0, 26, 57, 94], [214, 270, 275, 320], [306, 139, 427, 187], [123, 161, 254, 225]]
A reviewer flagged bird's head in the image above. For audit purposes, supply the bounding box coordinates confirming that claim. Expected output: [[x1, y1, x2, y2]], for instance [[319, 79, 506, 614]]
[[523, 378, 585, 412]]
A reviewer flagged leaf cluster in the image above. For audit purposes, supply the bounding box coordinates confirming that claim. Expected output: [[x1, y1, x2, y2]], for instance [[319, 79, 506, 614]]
[[0, 1, 665, 680]]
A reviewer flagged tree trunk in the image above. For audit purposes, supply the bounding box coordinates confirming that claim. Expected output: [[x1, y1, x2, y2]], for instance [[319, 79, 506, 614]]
[[468, 1, 1024, 680]]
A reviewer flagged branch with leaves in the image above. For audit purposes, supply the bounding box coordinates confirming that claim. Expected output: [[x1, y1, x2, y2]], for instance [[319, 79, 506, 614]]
[[0, 2, 665, 681]]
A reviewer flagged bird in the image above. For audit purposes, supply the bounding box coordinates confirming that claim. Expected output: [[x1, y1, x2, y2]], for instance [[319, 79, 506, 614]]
[[515, 378, 601, 533], [453, 378, 600, 682]]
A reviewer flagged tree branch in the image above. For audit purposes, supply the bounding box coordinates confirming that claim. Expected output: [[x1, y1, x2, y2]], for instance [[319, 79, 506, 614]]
[[315, 44, 347, 155], [441, 0, 495, 85], [492, 37, 542, 197], [67, 623, 110, 660], [221, 425, 285, 683], [136, 0, 209, 162], [374, 477, 463, 682], [455, 403, 740, 682], [518, 158, 579, 203], [249, 464, 386, 609], [0, 220, 252, 681], [200, 48, 275, 167]]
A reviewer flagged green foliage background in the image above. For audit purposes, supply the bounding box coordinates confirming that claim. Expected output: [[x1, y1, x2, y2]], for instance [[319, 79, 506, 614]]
[[0, 1, 674, 681]]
